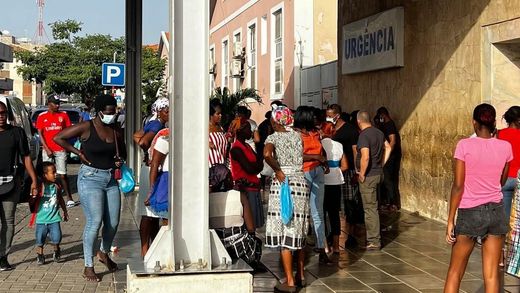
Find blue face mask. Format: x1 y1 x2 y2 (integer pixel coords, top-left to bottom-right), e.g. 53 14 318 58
100 113 116 124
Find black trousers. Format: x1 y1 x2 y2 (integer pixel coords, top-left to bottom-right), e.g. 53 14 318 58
382 152 401 207
324 185 341 236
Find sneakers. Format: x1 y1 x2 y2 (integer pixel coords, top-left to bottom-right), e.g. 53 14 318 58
53 250 61 263
0 256 13 271
36 254 45 265
66 200 78 208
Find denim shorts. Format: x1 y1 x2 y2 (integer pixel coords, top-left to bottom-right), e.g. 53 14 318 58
455 201 509 239
35 222 62 246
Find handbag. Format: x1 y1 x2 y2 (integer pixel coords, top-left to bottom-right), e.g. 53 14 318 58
70 140 82 160
114 129 135 194
260 160 274 177
280 178 293 225
149 171 169 213
209 163 233 192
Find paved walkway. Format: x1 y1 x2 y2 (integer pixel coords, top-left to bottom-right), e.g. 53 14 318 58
1 164 520 292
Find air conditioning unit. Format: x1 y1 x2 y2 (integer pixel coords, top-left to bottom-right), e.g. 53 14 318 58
230 59 243 77
233 41 243 58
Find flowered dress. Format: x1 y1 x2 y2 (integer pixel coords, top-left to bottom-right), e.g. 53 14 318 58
264 130 310 250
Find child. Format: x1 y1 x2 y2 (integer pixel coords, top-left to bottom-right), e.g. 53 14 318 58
32 162 68 265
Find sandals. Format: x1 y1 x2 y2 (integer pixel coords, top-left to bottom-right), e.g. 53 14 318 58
274 282 296 293
83 267 100 282
98 252 118 272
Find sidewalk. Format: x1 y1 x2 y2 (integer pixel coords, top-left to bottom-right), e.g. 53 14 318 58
2 166 520 292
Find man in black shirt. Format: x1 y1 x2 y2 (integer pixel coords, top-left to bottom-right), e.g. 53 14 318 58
326 104 360 247
376 107 402 210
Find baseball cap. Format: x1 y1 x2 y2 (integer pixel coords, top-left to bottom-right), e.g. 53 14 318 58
46 94 61 104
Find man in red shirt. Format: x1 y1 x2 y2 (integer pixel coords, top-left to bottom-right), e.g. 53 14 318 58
36 94 75 207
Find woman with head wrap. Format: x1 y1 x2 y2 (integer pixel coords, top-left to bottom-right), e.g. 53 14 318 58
55 94 126 282
263 106 310 292
131 97 170 257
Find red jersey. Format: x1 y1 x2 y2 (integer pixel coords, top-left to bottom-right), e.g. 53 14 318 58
35 111 71 152
498 127 520 178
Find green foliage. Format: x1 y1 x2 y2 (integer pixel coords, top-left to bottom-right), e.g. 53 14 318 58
210 87 262 129
141 47 167 115
15 20 166 106
49 19 82 42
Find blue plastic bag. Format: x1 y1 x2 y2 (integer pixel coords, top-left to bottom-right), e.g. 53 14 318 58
118 164 135 194
70 140 81 159
280 178 293 225
150 171 169 213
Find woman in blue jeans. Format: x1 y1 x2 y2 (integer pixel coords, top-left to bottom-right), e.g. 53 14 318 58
55 94 126 282
293 106 331 264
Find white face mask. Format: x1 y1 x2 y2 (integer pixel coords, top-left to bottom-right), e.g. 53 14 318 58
325 117 335 123
100 113 116 124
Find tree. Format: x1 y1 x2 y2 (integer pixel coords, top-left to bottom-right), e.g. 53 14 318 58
15 20 166 105
211 87 262 129
141 46 167 114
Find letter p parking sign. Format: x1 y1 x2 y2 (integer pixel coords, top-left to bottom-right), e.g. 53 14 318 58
102 63 125 87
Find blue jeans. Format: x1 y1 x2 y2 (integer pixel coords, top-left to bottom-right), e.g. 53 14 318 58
35 222 62 246
503 177 517 219
305 167 326 249
78 164 121 267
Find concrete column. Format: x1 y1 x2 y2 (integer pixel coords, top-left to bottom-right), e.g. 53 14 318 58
125 0 142 174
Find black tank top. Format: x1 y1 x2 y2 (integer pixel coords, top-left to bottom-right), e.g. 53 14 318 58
82 121 117 170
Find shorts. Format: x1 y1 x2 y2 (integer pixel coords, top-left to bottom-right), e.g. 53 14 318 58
35 222 62 246
43 151 67 175
455 201 509 239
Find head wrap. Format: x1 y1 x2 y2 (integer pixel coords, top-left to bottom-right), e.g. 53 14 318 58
272 106 294 127
150 97 169 120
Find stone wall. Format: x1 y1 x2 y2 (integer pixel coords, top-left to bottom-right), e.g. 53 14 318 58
337 0 520 221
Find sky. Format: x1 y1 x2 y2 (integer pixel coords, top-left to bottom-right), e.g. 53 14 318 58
1 0 169 45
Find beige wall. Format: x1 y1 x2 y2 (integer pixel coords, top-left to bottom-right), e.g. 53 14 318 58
313 0 337 64
338 0 520 221
210 0 296 123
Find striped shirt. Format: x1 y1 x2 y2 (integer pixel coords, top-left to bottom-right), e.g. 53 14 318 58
209 131 228 166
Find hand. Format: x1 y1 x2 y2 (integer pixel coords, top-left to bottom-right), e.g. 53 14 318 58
446 222 456 244
322 164 330 174
30 182 38 196
44 147 53 157
274 170 286 183
114 160 123 168
358 173 365 183
63 211 69 222
79 152 92 166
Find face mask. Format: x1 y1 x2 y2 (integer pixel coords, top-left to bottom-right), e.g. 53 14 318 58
325 117 335 123
100 113 116 124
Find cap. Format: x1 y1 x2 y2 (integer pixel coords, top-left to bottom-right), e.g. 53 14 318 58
46 94 61 104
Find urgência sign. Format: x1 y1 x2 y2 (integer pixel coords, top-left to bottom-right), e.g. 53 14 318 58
342 7 404 74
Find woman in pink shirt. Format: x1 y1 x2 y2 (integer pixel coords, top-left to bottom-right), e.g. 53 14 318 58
445 104 513 292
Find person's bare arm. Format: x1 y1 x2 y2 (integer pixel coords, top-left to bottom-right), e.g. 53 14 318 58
38 129 52 156
23 155 38 196
388 134 397 151
57 189 68 221
54 122 91 165
382 140 392 166
358 147 369 183
264 143 285 182
352 145 358 170
446 159 465 244
501 162 511 186
340 154 348 172
253 130 261 144
138 131 157 151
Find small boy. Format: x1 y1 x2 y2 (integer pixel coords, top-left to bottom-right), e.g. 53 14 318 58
32 162 68 265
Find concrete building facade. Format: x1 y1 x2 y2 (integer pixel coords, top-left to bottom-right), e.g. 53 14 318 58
209 0 337 122
337 0 520 221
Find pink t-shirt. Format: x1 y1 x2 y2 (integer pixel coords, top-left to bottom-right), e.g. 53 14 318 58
454 137 513 208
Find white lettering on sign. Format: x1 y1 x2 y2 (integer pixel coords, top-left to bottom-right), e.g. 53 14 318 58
107 66 122 83
342 7 404 75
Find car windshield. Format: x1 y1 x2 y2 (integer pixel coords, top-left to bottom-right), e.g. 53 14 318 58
31 109 81 125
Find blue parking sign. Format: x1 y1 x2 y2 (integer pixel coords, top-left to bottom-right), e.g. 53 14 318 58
102 63 125 86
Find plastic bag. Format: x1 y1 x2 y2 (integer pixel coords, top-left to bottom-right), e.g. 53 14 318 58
70 140 81 159
280 178 293 225
118 164 135 194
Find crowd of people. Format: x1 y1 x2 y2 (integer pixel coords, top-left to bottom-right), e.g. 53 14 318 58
1 91 520 292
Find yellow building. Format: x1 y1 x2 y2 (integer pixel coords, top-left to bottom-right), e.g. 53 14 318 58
337 0 520 220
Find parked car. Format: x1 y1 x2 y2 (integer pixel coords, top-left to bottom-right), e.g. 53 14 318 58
0 95 40 202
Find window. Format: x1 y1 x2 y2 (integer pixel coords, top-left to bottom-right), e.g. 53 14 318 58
221 39 229 89
247 23 257 89
209 46 215 95
261 15 267 55
233 32 241 92
272 9 283 96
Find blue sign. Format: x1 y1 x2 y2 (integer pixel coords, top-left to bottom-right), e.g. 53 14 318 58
102 63 125 86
